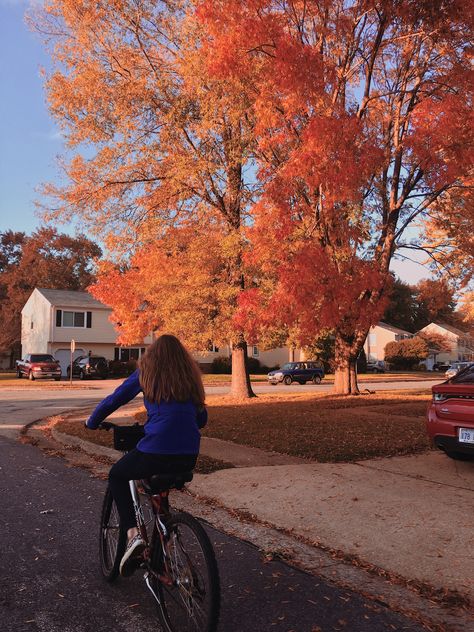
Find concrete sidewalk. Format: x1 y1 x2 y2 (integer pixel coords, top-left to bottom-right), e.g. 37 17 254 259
46 405 474 625
190 453 474 603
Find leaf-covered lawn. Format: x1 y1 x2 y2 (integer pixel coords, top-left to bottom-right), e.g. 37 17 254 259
133 390 433 463
54 417 233 474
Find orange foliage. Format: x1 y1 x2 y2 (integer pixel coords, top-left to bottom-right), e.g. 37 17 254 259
31 0 260 395
31 1 473 395
197 0 473 391
90 215 241 350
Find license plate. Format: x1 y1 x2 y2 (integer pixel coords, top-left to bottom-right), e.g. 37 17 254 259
458 428 474 444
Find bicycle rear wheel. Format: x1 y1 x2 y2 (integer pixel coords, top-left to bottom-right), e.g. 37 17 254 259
151 512 220 632
99 486 126 582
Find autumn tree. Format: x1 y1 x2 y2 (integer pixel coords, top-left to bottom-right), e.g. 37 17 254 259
416 330 452 354
421 177 474 287
0 228 101 365
458 292 474 327
32 0 260 397
382 277 417 332
412 278 456 331
89 214 243 356
199 0 473 393
384 337 429 370
383 276 457 332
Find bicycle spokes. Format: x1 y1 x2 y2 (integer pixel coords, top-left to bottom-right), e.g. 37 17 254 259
151 513 220 632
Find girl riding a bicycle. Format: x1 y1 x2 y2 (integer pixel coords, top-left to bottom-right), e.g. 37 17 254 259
86 334 207 576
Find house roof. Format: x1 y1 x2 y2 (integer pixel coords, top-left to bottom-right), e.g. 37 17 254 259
36 288 110 310
376 321 412 336
422 322 471 338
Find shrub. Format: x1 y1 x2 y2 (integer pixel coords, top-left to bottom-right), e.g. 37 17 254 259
384 337 428 370
211 356 232 374
247 356 271 374
212 355 272 374
108 359 137 377
412 362 427 371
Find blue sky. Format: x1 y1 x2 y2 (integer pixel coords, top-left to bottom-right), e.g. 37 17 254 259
0 0 65 234
0 0 432 284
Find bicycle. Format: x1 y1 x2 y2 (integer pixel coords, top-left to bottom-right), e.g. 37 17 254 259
98 421 221 632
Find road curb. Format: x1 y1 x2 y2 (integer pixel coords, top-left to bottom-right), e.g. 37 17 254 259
51 428 120 460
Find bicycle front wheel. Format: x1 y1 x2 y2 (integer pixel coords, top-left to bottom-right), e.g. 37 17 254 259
151 512 220 632
99 486 126 582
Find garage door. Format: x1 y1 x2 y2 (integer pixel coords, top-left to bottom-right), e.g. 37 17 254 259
55 348 85 376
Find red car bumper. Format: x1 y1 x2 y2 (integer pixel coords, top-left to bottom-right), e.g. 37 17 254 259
426 402 474 457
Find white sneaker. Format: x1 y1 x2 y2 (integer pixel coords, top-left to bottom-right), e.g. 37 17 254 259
119 534 146 577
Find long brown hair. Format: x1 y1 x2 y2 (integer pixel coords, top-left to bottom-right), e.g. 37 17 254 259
139 334 205 407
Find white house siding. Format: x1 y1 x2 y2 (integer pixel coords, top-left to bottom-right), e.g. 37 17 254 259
254 346 297 368
363 322 412 363
21 290 52 355
21 289 155 375
194 344 301 371
419 323 474 363
52 307 117 345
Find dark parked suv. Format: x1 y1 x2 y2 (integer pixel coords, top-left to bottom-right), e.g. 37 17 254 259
67 356 109 380
268 361 325 385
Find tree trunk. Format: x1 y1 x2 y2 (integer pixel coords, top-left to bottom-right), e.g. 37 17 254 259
230 336 256 398
333 333 360 395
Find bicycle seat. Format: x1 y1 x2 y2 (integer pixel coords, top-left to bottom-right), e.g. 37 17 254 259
142 471 194 494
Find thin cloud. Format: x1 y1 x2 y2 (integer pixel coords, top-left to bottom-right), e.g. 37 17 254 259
32 129 64 142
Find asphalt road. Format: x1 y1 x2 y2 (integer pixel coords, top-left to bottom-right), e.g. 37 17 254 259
0 376 440 437
1 434 428 632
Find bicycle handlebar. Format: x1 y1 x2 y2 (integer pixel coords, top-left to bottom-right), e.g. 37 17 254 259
98 421 116 431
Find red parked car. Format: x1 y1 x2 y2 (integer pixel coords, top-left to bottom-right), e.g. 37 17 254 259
427 363 474 461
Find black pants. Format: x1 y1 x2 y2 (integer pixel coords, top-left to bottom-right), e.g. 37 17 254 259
108 449 197 531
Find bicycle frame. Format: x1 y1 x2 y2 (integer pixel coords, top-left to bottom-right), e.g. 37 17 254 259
128 479 175 599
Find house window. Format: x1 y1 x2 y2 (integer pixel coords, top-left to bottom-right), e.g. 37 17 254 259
252 346 259 356
114 347 146 362
368 333 376 346
56 309 92 328
30 321 34 329
206 342 220 353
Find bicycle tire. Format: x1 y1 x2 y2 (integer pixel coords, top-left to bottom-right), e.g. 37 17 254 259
99 486 126 582
151 512 220 632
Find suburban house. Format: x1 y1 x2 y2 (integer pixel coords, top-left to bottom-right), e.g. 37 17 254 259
21 288 300 374
21 288 153 375
363 322 413 364
418 322 474 365
193 344 304 372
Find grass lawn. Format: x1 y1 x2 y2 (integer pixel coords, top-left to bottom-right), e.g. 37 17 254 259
202 390 432 462
55 389 432 464
203 371 439 384
131 389 431 463
0 372 16 380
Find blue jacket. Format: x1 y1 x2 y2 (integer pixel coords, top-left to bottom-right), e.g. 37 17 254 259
86 370 207 454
